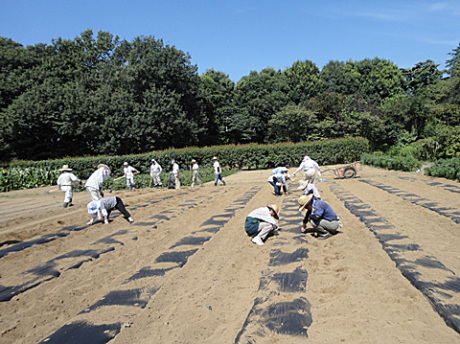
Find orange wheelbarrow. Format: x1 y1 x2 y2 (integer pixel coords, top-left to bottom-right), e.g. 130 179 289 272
323 161 361 179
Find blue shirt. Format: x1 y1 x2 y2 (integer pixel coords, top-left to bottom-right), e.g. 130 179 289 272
311 199 337 221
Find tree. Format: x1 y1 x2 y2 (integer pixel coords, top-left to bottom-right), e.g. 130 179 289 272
233 68 290 143
401 60 443 95
283 60 323 105
199 69 235 144
268 104 319 142
446 42 460 77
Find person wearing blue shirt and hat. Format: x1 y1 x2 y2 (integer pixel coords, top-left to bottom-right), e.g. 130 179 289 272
298 194 342 240
87 196 134 225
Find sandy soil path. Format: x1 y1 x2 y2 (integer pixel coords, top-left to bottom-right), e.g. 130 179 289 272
0 165 459 344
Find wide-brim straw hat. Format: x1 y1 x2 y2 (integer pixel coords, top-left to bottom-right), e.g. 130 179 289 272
267 204 280 219
212 156 218 160
298 194 314 211
59 165 72 172
97 164 111 174
191 159 196 163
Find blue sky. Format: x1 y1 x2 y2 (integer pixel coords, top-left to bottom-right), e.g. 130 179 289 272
1 0 459 82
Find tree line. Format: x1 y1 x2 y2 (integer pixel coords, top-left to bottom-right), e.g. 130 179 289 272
1 29 459 161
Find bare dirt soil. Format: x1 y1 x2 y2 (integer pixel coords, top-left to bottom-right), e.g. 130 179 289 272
1 165 460 344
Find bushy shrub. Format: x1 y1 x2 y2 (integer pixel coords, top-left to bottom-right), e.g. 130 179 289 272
361 153 422 171
1 137 369 192
425 158 460 181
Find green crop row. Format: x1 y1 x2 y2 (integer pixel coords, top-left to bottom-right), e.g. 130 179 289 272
0 166 60 192
425 158 460 181
361 153 423 172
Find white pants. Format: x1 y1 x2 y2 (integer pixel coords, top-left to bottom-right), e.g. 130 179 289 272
60 185 73 203
254 222 275 241
86 187 100 201
304 168 317 186
151 172 162 186
191 171 202 187
175 174 181 189
126 175 135 189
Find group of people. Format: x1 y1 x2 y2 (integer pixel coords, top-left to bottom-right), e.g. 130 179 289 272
246 154 342 246
56 156 228 225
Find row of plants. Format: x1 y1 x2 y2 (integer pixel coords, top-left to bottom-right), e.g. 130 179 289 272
360 153 423 172
1 137 369 192
425 158 460 181
0 166 60 192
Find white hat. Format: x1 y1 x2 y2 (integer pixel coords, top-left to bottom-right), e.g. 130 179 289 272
87 201 99 214
123 162 128 165
212 156 218 160
97 164 111 174
59 165 72 172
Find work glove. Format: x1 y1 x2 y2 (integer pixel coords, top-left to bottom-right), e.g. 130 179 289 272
87 218 94 226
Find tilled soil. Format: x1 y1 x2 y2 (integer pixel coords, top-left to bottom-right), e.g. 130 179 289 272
0 165 459 344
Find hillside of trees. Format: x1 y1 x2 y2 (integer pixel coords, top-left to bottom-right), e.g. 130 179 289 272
1 29 459 162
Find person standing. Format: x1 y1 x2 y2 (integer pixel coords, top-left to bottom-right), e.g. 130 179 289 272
292 155 321 186
212 157 226 186
85 164 111 201
57 165 80 208
298 194 342 240
149 159 163 188
87 196 134 225
171 159 180 189
191 159 203 187
244 204 280 246
123 162 140 191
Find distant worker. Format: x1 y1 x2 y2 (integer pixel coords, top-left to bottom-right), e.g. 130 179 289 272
87 196 134 225
57 165 80 208
123 162 140 191
149 159 163 188
191 159 203 187
244 204 280 246
292 155 321 186
271 165 290 175
171 159 180 189
212 157 226 186
268 168 290 196
85 164 111 201
297 180 321 199
298 194 342 240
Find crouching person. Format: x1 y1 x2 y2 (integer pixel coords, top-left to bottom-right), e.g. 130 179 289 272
87 196 134 225
298 194 342 240
244 204 280 246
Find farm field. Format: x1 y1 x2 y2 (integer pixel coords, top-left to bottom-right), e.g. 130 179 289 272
0 165 460 344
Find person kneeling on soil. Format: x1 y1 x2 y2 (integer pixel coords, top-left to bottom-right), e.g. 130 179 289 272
298 194 342 240
244 204 280 246
87 196 134 225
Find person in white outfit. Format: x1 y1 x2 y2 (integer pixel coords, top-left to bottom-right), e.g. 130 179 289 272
244 204 280 246
171 160 180 189
57 165 80 208
212 157 226 186
123 162 139 190
149 159 163 187
297 180 321 199
292 155 321 186
85 164 111 201
191 159 203 187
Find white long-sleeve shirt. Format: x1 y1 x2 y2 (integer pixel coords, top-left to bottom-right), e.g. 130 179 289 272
85 168 109 190
150 163 162 175
294 158 320 175
57 172 79 186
